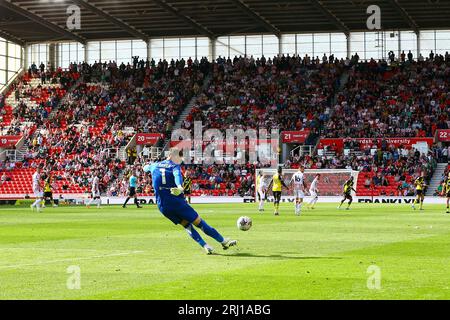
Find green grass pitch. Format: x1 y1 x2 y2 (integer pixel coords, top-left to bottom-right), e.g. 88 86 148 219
0 202 450 300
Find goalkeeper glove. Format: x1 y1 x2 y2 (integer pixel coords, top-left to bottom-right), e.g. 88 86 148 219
170 187 184 196
143 164 152 173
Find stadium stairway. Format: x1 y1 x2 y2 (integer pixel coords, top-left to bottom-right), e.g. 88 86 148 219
161 72 213 152
15 142 29 162
332 67 350 105
426 163 449 196
47 73 84 120
310 68 351 154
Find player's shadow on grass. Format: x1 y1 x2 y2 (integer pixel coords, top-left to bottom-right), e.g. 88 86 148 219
218 252 343 260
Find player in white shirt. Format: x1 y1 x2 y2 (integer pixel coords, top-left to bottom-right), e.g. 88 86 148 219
307 174 321 209
290 166 307 216
86 172 101 208
30 167 43 212
256 171 268 212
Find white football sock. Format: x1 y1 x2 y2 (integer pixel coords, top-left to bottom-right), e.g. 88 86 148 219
36 199 42 211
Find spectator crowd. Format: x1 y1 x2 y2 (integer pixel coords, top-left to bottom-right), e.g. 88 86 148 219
0 50 449 197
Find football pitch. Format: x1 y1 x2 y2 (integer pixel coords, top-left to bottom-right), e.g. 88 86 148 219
0 202 450 300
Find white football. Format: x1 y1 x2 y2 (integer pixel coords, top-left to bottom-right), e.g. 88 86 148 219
237 216 252 231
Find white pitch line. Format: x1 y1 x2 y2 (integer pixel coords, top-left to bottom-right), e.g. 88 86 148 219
1 247 119 252
0 250 145 270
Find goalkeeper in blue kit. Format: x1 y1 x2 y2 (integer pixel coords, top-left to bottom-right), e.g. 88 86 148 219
143 148 237 254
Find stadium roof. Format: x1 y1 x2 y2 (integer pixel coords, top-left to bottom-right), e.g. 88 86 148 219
0 0 449 45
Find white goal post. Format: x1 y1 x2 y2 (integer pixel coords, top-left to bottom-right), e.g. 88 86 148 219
254 168 360 198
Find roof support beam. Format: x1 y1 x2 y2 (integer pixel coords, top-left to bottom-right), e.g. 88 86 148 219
151 0 216 39
70 0 149 42
0 0 86 44
0 29 25 46
308 0 350 36
387 0 420 34
228 0 281 37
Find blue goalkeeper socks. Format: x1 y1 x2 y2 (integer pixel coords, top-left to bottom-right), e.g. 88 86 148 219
197 220 225 244
184 224 207 248
184 220 225 247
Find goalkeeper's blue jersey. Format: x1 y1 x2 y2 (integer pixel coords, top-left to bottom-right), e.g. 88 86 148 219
146 160 198 226
148 160 184 204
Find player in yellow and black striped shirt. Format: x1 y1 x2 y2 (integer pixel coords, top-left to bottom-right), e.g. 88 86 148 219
412 173 426 211
43 176 58 207
338 176 356 210
267 167 288 216
442 173 450 214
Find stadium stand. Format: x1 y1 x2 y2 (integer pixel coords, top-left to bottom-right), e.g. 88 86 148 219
182 54 344 135
1 58 211 197
0 52 449 198
0 68 83 196
282 52 449 196
323 56 450 138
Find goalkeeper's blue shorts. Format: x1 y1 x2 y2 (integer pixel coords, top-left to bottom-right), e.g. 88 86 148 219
157 197 199 225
